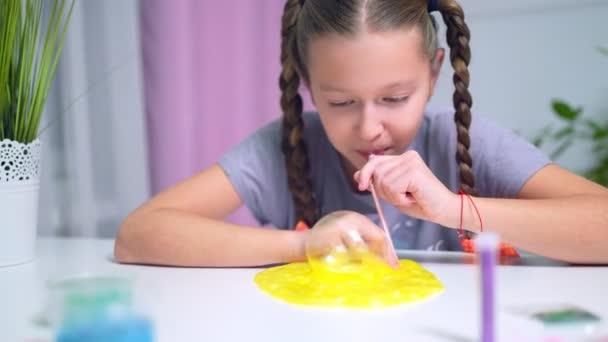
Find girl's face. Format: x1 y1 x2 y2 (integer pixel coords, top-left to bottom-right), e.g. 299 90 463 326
307 28 443 174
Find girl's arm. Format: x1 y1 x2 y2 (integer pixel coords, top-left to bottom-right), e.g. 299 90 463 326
356 153 608 264
447 164 608 264
114 164 308 267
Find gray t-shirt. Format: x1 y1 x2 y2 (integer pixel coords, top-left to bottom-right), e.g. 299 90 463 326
218 111 550 251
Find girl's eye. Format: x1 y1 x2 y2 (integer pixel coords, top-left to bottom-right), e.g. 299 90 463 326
329 100 355 107
383 96 408 104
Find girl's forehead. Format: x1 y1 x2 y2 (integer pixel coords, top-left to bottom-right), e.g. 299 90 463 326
307 29 430 87
309 29 426 66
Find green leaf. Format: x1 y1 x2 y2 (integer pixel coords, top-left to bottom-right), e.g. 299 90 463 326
593 141 608 153
0 0 75 143
0 0 21 139
28 0 75 141
552 100 582 121
593 131 608 141
599 47 608 57
586 120 603 132
532 125 552 147
552 126 574 140
584 161 608 187
586 120 608 141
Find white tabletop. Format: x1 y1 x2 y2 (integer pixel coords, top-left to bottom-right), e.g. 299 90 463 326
2 238 607 342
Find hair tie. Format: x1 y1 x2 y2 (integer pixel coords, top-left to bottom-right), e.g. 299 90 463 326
427 0 439 12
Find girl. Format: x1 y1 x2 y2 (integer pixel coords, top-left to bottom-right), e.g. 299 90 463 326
115 0 608 267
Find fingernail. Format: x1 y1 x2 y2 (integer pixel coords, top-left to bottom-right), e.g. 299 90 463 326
346 230 364 243
361 182 369 191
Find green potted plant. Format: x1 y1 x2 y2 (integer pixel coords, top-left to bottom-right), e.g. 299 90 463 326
533 48 608 188
0 0 74 266
533 99 608 187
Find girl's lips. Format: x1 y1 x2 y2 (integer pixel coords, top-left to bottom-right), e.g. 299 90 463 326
356 148 390 158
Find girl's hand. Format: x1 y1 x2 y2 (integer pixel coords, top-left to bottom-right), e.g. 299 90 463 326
303 210 396 268
354 151 458 227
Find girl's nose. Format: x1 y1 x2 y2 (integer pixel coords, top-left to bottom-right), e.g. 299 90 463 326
357 106 384 142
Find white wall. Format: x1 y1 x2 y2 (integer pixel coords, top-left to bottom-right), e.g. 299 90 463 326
429 0 608 173
38 0 149 237
37 0 607 236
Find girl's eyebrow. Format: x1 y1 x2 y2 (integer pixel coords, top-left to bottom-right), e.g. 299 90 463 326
319 83 350 92
381 80 416 90
319 80 416 93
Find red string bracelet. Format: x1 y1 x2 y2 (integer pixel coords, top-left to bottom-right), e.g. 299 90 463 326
457 189 520 257
458 189 483 238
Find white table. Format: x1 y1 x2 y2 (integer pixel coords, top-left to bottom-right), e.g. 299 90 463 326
2 238 607 342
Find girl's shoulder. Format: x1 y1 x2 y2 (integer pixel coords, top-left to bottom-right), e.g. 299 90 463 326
422 108 550 198
422 108 527 148
249 111 326 144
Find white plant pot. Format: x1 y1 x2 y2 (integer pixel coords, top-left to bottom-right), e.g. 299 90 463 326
0 139 41 267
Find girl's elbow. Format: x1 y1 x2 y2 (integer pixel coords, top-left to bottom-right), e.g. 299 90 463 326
114 214 140 264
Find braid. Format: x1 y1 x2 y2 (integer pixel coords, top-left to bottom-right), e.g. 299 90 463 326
439 0 475 237
279 0 318 227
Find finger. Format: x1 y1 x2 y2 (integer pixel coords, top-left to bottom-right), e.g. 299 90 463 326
371 156 402 181
401 149 422 162
357 155 394 191
356 154 385 191
377 178 406 206
374 162 410 203
381 163 416 204
371 153 416 199
356 223 391 261
341 229 369 260
305 229 345 259
385 158 424 200
356 221 385 243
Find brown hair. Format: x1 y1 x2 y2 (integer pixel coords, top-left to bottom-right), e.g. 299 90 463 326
279 0 475 234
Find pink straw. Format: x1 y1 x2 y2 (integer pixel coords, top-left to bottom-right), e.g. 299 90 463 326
369 180 400 269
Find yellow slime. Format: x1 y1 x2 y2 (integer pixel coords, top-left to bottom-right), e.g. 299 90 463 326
254 250 444 309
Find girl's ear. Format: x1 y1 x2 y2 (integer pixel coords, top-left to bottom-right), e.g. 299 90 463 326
430 48 445 94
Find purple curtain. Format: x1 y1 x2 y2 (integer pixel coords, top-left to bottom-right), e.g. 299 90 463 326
140 0 313 225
